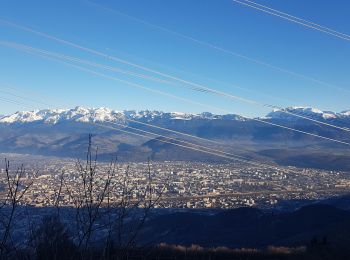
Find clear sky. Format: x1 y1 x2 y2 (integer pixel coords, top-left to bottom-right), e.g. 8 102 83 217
0 0 349 117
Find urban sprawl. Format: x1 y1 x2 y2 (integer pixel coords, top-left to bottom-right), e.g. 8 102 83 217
0 154 349 209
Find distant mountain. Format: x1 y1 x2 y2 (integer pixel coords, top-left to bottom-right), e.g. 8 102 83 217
0 106 246 125
267 106 350 122
1 106 350 125
0 107 126 124
0 106 350 169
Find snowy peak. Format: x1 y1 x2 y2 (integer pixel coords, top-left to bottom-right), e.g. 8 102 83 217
339 110 350 117
266 107 342 121
0 106 125 124
1 106 348 125
123 110 245 121
0 107 245 125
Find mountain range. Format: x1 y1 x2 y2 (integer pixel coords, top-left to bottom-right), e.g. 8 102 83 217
1 106 350 124
1 106 350 170
0 106 246 124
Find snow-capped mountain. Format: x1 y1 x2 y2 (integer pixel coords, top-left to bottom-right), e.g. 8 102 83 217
0 106 125 124
0 106 349 168
339 110 350 118
266 107 349 121
0 106 246 125
1 106 348 125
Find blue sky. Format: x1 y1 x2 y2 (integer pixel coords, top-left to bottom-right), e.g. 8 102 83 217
0 0 349 117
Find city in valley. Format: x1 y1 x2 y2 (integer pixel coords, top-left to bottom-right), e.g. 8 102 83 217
1 153 349 210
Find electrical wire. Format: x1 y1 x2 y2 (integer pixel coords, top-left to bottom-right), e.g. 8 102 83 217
4 43 349 147
232 0 350 42
1 40 349 133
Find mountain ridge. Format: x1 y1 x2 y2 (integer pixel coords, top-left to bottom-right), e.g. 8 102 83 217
266 106 350 121
0 106 246 124
1 106 350 169
1 106 350 125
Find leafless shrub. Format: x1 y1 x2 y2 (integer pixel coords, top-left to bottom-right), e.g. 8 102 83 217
0 159 35 258
32 214 78 260
0 135 166 259
62 134 112 257
60 134 165 258
112 159 164 251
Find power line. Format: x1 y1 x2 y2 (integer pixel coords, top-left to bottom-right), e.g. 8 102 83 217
6 43 350 147
0 92 287 171
96 121 350 176
3 93 343 199
83 1 350 94
0 66 344 174
241 0 350 39
0 11 344 189
232 0 350 42
0 87 342 180
0 40 339 171
1 24 348 133
0 85 51 108
0 42 173 85
0 82 71 110
0 74 338 175
1 17 349 97
103 120 272 167
0 88 280 170
95 121 281 169
0 89 294 174
124 117 222 146
3 43 230 114
0 96 35 109
2 40 349 134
